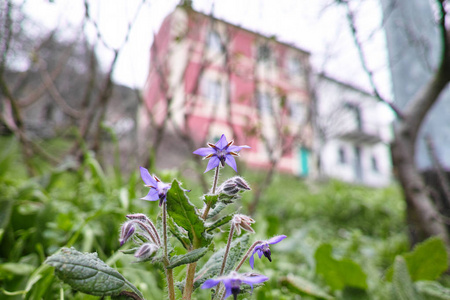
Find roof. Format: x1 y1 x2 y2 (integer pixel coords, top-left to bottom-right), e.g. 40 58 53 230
178 5 311 56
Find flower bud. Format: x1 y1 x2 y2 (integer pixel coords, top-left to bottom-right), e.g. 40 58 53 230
217 176 251 196
232 214 255 235
119 221 135 246
126 213 150 221
134 243 159 259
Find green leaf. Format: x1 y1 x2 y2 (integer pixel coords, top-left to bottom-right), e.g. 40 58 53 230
416 281 450 300
167 216 190 249
0 263 35 278
203 194 219 207
45 247 143 298
192 234 250 290
166 180 212 248
206 214 232 232
386 237 448 282
279 275 334 299
315 243 367 291
167 247 208 269
207 202 228 219
0 199 12 243
392 256 422 300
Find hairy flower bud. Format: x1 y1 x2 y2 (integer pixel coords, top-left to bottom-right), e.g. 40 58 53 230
134 243 159 260
217 176 251 196
126 213 150 221
119 221 135 246
232 214 255 235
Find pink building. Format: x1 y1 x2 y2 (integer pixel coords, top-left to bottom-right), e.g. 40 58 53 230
143 6 313 176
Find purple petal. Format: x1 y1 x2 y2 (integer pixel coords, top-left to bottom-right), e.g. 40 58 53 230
267 235 287 245
141 189 159 201
140 167 157 186
225 155 238 172
228 145 251 152
201 278 221 289
257 249 264 259
222 279 233 298
215 134 228 149
204 156 220 173
193 147 216 156
242 274 269 285
249 252 255 269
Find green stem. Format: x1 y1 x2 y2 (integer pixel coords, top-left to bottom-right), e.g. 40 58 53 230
182 262 198 300
163 202 176 300
214 225 235 300
202 166 220 219
234 240 263 271
185 167 221 299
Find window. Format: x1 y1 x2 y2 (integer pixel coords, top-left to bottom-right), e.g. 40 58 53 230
288 100 306 124
203 79 222 103
338 147 347 164
371 156 379 173
257 92 272 114
287 57 303 76
207 30 222 52
257 44 272 63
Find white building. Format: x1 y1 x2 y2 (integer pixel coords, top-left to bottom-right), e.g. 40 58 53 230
314 75 393 187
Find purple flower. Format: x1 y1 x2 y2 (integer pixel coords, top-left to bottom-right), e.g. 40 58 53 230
139 167 171 206
249 235 287 269
201 271 268 299
193 134 250 173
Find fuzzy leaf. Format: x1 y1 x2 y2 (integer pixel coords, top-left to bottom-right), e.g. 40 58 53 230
416 280 450 299
206 214 232 232
45 247 143 298
315 243 367 291
166 180 212 248
192 234 250 290
392 256 422 300
207 202 227 219
167 247 208 269
386 237 448 282
167 216 190 249
280 275 334 299
203 194 219 207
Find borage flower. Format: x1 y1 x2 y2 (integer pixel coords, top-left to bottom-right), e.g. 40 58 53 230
193 134 250 173
201 271 268 300
139 167 171 207
249 235 287 269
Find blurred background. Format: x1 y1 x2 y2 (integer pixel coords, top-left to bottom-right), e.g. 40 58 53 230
1 0 450 299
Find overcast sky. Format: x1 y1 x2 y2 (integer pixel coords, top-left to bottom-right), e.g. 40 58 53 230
21 0 390 99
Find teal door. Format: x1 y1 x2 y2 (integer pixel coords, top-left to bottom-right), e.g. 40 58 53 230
300 147 310 177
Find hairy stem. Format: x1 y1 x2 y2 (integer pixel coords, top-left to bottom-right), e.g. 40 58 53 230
202 166 220 219
185 167 221 299
234 240 263 272
163 202 176 300
182 262 197 300
213 226 235 300
134 220 160 246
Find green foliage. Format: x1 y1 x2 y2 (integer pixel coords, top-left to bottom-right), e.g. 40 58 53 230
314 243 367 291
279 275 334 299
192 234 250 290
46 247 143 298
416 281 450 300
167 247 208 269
166 180 212 248
386 237 448 282
392 256 422 300
2 136 450 300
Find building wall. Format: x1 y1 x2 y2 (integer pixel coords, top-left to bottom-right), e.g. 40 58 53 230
315 75 392 187
143 6 313 176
